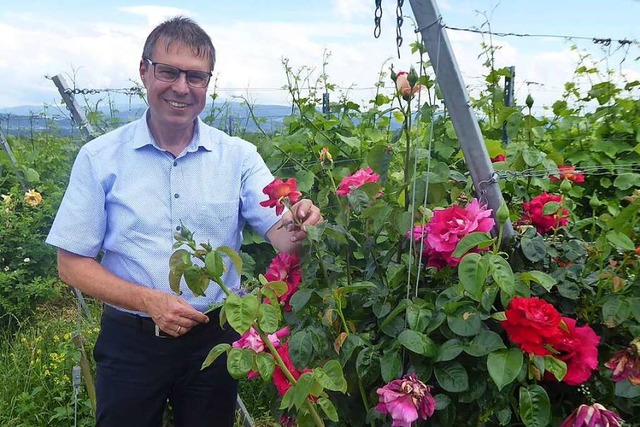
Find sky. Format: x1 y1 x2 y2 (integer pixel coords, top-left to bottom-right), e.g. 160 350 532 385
1 0 639 113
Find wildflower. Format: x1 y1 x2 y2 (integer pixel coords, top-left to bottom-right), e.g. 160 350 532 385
522 192 570 234
1 194 12 205
375 373 436 427
395 71 421 101
550 165 585 183
259 178 302 216
605 337 640 385
232 326 290 353
23 189 43 207
263 252 302 312
423 199 494 268
550 317 600 385
23 258 30 263
501 296 563 356
319 147 333 165
491 154 506 163
559 403 623 427
336 167 381 197
272 342 311 396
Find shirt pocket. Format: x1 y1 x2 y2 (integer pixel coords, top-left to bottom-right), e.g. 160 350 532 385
197 200 240 246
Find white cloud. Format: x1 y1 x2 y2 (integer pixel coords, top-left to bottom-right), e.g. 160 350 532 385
119 6 193 27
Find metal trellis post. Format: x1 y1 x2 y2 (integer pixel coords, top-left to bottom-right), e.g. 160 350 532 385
502 66 515 144
408 0 514 241
0 129 29 191
51 74 99 141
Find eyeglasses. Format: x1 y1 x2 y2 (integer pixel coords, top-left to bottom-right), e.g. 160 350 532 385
144 58 212 88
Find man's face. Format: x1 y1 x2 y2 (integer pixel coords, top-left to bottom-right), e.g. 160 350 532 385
140 40 211 132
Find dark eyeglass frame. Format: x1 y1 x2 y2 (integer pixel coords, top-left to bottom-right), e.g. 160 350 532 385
144 58 212 88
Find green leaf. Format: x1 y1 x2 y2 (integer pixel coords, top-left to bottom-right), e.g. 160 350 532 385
518 271 557 292
289 288 314 312
380 351 403 382
434 362 469 392
602 297 630 327
224 293 259 334
204 251 224 279
226 348 254 379
314 360 347 393
397 329 437 356
264 280 288 298
317 397 339 422
201 343 231 369
464 331 506 356
289 330 314 368
168 249 191 295
435 339 464 362
452 232 494 258
256 352 275 381
543 355 567 381
447 309 481 337
605 230 636 251
613 173 640 191
487 348 523 391
184 266 209 297
520 236 547 262
489 254 515 297
336 133 361 149
258 303 280 334
542 201 561 216
518 385 551 427
217 246 243 275
458 253 487 301
615 379 640 398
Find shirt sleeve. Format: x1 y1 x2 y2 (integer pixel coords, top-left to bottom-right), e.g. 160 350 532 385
45 148 107 257
239 144 281 238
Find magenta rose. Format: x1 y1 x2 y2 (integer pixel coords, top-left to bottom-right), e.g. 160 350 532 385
376 373 436 427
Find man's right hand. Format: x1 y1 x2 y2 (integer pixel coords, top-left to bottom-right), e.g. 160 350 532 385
143 291 210 337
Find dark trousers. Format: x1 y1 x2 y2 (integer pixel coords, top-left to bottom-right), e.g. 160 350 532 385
93 310 240 427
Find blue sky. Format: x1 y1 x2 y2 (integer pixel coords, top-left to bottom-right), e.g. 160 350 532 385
1 1 639 111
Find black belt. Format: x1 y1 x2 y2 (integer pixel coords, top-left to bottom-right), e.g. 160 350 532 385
102 304 217 338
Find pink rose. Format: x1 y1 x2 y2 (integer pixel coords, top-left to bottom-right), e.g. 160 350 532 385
263 252 302 312
260 178 302 216
336 167 381 197
395 71 421 100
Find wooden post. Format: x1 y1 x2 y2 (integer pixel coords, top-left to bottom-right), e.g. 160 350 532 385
51 74 98 141
408 0 514 241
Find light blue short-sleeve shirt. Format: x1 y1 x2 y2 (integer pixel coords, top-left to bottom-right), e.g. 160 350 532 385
46 112 281 312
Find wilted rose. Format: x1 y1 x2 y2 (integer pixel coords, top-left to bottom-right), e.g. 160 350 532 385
559 403 623 427
375 373 436 427
24 189 43 207
605 337 640 385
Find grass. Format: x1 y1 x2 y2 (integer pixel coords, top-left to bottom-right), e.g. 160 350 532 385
0 291 277 426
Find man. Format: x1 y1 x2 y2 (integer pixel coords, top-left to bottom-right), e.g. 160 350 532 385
46 16 322 427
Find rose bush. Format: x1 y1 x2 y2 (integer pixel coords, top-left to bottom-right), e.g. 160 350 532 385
169 52 640 426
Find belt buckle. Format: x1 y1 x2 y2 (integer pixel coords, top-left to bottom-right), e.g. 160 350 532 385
154 324 169 338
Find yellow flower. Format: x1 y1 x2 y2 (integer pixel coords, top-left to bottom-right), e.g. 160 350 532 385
24 189 43 207
1 194 11 205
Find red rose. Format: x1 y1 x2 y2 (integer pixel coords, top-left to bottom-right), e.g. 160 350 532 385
522 192 570 234
263 252 301 312
260 178 302 216
272 342 311 396
548 317 600 385
491 154 506 163
502 296 563 356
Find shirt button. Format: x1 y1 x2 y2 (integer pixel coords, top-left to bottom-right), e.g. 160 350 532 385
176 225 181 231
174 193 180 199
173 161 178 167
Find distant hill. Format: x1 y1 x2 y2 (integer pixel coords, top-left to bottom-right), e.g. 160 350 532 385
0 101 294 137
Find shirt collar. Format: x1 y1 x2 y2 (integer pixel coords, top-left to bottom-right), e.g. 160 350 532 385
132 109 213 153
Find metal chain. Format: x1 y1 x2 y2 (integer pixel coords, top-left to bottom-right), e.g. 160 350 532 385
396 0 404 58
374 0 383 38
68 87 143 97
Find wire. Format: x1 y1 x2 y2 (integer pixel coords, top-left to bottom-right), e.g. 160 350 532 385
442 25 639 47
